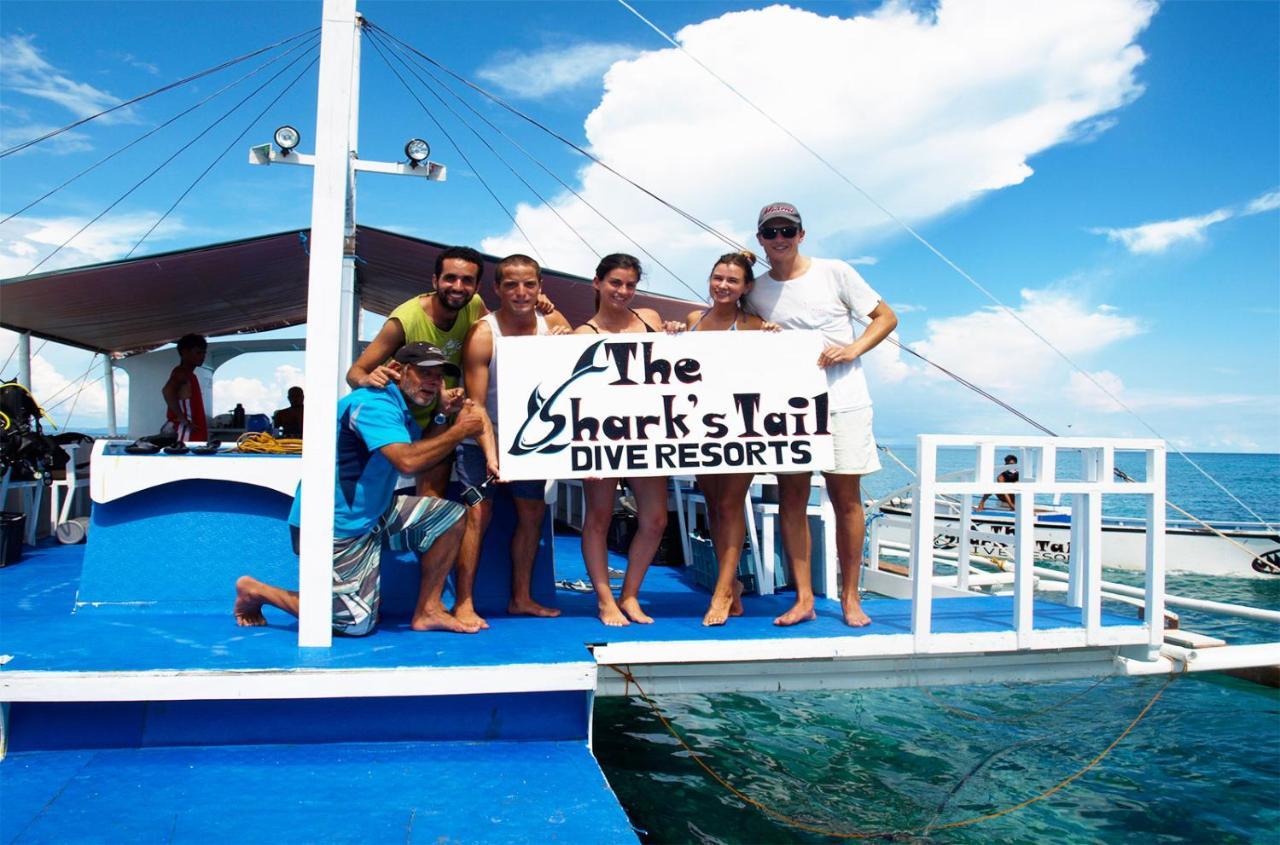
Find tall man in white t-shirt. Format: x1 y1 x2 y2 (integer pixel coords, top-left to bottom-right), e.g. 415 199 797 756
751 202 899 627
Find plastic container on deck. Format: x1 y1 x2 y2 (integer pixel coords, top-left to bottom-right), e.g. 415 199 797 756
56 516 89 545
1 511 26 566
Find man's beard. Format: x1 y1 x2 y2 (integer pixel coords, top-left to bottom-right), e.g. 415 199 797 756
439 290 470 312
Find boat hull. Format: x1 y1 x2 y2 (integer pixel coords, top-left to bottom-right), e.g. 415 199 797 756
874 505 1280 579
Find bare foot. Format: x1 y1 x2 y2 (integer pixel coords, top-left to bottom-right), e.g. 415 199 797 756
411 608 482 633
233 575 267 627
508 598 561 618
842 594 872 627
730 580 744 617
702 590 734 627
599 601 631 627
773 597 817 626
452 602 490 630
619 596 653 624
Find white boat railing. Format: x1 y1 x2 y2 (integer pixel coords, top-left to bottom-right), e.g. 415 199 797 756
906 435 1167 657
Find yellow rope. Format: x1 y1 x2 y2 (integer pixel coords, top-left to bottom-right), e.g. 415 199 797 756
609 665 1174 839
233 431 302 454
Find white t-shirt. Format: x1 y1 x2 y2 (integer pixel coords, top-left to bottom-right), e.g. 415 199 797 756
749 257 882 412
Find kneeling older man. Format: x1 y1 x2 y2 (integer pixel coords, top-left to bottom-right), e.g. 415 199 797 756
234 342 497 636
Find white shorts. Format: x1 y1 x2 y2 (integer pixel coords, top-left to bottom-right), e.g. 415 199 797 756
828 406 881 476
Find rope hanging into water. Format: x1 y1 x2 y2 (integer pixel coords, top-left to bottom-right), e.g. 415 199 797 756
0 27 319 159
610 1 1274 533
608 664 1175 838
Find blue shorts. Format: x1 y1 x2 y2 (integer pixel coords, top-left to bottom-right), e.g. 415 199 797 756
455 442 545 501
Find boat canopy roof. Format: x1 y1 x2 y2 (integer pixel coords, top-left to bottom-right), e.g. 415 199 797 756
0 225 697 355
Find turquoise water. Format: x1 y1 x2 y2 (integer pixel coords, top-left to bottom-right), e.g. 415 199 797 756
594 451 1280 843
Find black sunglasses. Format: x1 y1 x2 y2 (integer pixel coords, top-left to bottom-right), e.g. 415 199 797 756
759 225 799 240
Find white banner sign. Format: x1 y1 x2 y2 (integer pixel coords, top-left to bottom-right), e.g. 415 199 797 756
494 331 833 480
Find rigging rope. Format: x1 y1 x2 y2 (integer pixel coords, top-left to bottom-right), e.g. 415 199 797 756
124 54 320 258
363 31 545 264
0 27 319 159
365 23 747 258
367 31 591 258
608 664 1174 839
2 33 319 227
368 27 704 301
613 0 1274 533
23 42 320 276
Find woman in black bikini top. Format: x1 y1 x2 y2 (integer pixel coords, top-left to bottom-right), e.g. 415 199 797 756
683 250 779 626
572 254 674 627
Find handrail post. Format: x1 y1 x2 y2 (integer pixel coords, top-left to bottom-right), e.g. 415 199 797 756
910 435 937 650
1013 488 1034 647
1146 445 1167 654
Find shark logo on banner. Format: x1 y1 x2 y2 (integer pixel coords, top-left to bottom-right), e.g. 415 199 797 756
496 332 835 481
510 340 609 456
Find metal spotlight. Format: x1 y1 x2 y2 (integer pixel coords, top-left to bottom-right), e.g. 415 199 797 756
404 138 430 167
274 125 301 155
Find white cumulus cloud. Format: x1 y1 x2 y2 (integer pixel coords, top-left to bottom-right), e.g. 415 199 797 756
1091 187 1280 254
477 42 641 99
212 364 305 418
1 34 134 125
480 0 1156 294
908 289 1144 392
0 212 187 277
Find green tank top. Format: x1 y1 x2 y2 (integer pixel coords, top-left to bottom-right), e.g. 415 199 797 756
388 293 484 426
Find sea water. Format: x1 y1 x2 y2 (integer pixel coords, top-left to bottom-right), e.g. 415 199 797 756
594 451 1280 843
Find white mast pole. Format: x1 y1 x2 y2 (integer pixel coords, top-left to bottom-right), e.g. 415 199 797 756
16 333 31 389
102 357 118 436
297 0 360 647
337 14 362 384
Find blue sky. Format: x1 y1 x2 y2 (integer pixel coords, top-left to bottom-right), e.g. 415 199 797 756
1 0 1276 452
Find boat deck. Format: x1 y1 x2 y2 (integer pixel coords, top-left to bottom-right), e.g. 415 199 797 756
1 739 634 844
2 534 1139 700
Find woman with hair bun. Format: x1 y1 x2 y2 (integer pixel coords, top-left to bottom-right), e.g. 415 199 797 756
685 251 779 625
575 254 684 626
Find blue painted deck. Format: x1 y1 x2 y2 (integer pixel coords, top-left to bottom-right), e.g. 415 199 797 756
0 537 1137 675
1 739 635 844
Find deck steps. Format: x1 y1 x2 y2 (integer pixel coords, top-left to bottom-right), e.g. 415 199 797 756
1 739 636 843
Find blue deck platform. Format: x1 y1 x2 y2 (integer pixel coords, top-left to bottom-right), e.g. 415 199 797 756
2 534 1139 843
1 537 1135 676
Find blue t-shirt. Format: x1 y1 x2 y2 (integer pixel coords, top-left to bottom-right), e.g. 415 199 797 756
288 385 421 537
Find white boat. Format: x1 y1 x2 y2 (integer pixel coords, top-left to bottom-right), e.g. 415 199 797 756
870 493 1280 579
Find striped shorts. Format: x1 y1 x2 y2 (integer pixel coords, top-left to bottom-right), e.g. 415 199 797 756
316 495 464 637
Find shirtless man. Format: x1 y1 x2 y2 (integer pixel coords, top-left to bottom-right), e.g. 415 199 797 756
452 255 573 629
161 333 208 443
234 343 490 636
750 202 898 628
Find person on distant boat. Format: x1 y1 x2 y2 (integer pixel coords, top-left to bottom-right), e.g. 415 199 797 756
977 454 1019 511
575 254 685 626
346 246 556 497
685 250 780 626
233 342 493 636
453 254 573 629
272 386 304 439
160 333 208 443
749 202 898 628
